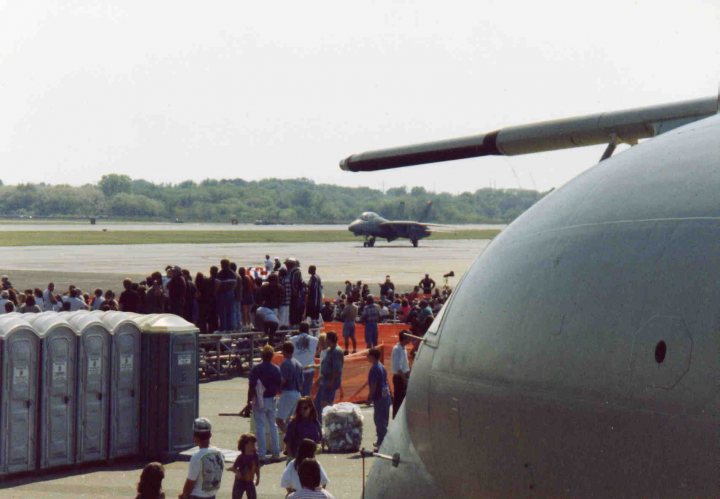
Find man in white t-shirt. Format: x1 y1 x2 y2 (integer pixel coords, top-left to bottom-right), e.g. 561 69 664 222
63 290 88 311
289 322 319 397
180 417 224 499
391 330 411 418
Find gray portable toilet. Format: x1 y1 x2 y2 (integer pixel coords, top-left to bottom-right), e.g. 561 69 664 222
66 312 111 463
97 311 141 459
0 315 40 475
24 313 78 469
134 314 199 460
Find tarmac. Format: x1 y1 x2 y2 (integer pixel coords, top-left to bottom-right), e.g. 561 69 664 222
1 376 380 498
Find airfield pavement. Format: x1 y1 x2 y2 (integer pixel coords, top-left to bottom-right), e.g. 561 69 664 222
0 239 491 296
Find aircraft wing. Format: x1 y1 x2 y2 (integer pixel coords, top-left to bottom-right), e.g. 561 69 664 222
379 221 431 231
340 96 718 172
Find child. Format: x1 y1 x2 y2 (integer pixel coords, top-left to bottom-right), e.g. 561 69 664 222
281 439 330 495
228 433 260 499
284 397 322 459
135 461 165 499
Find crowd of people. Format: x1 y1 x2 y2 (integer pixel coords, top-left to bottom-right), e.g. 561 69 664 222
0 258 452 347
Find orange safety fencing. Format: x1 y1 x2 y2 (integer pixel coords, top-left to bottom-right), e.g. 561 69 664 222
272 322 411 404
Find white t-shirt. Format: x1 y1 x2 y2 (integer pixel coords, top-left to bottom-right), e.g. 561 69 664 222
281 459 330 492
391 343 410 375
63 296 88 311
43 289 55 311
187 447 224 497
290 334 319 372
92 296 105 310
288 488 335 499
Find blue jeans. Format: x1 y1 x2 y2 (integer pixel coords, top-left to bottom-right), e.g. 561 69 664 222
254 397 280 457
232 479 256 499
364 322 379 348
301 370 314 397
373 393 392 447
314 381 338 422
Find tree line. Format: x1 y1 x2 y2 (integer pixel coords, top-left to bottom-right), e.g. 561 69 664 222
0 175 548 224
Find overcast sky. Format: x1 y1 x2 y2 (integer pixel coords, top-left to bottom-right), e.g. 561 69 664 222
1 0 718 193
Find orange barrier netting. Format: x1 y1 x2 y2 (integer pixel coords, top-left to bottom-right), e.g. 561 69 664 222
272 322 411 404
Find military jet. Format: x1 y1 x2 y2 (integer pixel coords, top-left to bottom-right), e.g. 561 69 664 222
347 210 433 247
341 95 720 497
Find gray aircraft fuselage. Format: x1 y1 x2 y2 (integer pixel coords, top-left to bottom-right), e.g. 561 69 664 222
349 105 720 496
348 211 431 247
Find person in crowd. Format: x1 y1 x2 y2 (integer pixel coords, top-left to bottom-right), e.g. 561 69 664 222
180 418 224 499
258 273 282 314
136 461 165 499
289 322 319 397
367 347 392 451
216 259 237 331
145 278 167 314
1 275 12 290
133 283 146 312
319 302 334 323
248 345 282 463
340 298 357 355
344 280 352 298
239 267 255 328
278 267 291 328
281 439 329 495
230 262 242 331
407 285 421 303
91 288 105 310
42 282 56 311
119 278 140 312
360 284 370 300
103 289 119 311
419 273 436 294
360 295 380 349
202 267 219 333
286 258 305 328
227 433 260 499
276 341 304 433
415 300 434 335
167 266 186 317
0 291 11 314
305 265 323 326
379 302 390 322
379 275 394 304
19 295 41 313
287 459 335 499
314 332 343 420
182 269 197 323
64 288 89 311
273 257 282 272
33 288 44 311
4 301 14 313
264 254 273 274
283 398 321 459
392 330 411 417
254 305 280 343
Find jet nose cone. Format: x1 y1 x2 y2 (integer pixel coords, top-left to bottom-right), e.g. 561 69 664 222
348 220 361 233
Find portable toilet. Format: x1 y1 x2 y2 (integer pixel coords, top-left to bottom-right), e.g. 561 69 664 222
65 312 111 463
24 313 78 469
134 314 199 460
97 311 141 459
0 315 40 475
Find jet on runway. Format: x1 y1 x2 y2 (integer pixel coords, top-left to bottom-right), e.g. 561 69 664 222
348 211 432 247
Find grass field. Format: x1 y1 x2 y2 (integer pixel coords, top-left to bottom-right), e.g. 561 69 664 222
0 229 500 246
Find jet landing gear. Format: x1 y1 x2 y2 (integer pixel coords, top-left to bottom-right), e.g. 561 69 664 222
363 236 376 248
411 238 419 247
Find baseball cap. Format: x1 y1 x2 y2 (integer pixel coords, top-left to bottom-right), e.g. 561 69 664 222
193 417 212 434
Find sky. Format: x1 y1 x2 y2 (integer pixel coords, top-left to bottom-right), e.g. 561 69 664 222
0 0 718 193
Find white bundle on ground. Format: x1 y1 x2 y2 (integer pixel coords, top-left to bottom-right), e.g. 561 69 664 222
322 402 364 452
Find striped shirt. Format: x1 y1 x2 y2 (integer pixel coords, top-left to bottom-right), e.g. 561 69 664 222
361 303 380 324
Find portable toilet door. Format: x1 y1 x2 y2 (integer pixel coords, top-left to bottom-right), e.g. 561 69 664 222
67 314 111 463
0 315 40 475
25 313 78 469
101 312 141 458
135 314 198 457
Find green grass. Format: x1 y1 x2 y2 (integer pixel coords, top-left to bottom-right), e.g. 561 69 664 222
0 229 501 246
